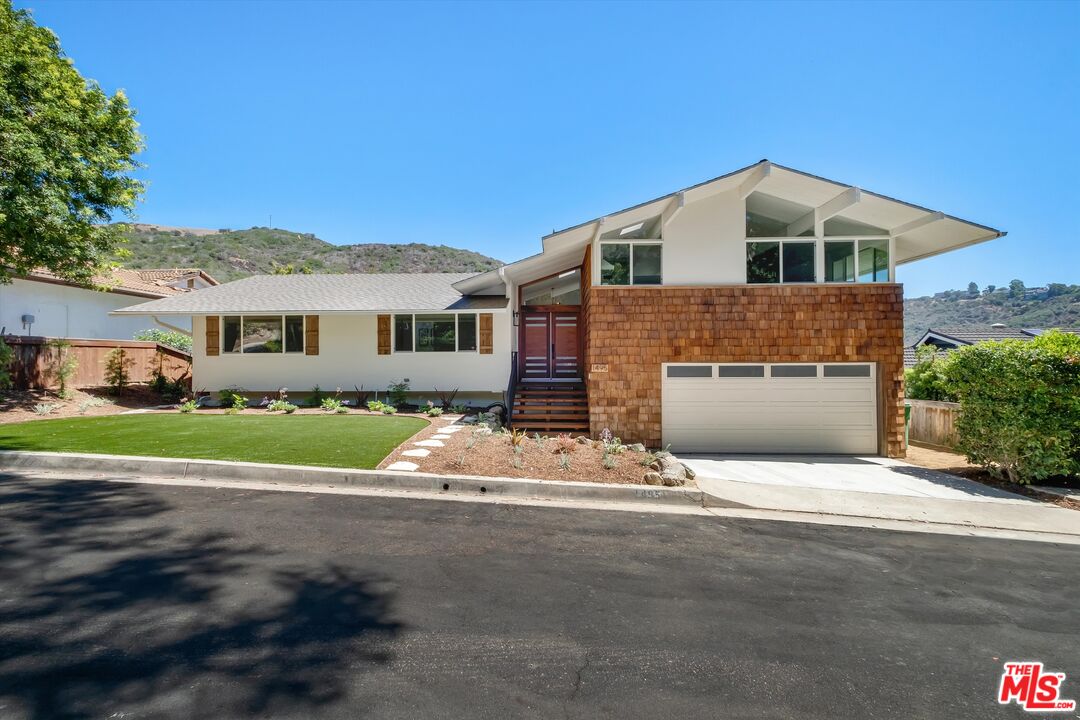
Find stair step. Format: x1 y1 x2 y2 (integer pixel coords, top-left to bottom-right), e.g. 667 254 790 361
513 412 589 421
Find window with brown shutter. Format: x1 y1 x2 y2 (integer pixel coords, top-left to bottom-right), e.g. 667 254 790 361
478 313 493 354
304 315 319 355
205 316 220 356
377 315 391 355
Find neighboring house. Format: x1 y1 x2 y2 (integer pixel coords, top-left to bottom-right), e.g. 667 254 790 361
115 160 1004 458
904 325 1080 367
0 268 217 340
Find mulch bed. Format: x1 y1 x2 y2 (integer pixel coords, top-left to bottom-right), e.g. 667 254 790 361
379 419 678 485
0 385 165 424
906 443 1080 512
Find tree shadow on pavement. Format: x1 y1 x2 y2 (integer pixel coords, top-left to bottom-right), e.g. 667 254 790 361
0 474 402 719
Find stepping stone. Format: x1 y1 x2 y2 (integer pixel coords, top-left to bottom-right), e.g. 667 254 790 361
386 461 418 472
431 434 452 440
440 426 462 433
414 439 444 447
402 449 430 458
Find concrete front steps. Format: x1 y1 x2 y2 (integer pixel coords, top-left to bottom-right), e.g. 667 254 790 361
510 382 589 435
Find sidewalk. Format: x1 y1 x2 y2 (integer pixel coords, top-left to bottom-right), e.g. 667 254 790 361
682 455 1080 537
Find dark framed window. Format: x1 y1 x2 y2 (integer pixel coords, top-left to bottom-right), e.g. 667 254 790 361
393 313 478 353
747 240 816 283
457 314 477 352
285 316 305 353
394 315 413 352
600 242 662 286
221 315 303 354
222 316 241 354
746 241 780 283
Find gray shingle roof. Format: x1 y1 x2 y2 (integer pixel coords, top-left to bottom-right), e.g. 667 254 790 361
112 273 506 315
926 326 1036 344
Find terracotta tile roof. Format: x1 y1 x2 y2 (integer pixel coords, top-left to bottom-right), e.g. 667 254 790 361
24 267 216 298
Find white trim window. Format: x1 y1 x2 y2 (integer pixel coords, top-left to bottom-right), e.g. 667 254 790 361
393 313 477 353
222 315 305 354
745 239 815 284
823 238 890 283
599 242 663 286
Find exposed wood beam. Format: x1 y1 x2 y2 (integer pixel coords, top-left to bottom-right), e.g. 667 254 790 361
890 211 944 237
786 187 861 237
663 192 685 227
737 162 771 199
590 217 606 243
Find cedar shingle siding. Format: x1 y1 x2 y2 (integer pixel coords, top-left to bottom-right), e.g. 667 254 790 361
584 284 906 458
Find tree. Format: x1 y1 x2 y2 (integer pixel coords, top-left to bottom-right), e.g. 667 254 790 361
46 338 78 399
967 282 979 295
0 1 144 285
984 284 997 295
1009 279 1026 299
103 347 131 396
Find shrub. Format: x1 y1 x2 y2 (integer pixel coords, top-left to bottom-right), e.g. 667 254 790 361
225 393 247 414
34 402 56 415
282 403 298 414
553 433 577 454
381 405 397 415
320 397 344 412
509 428 527 448
46 339 78 399
599 427 625 454
219 387 246 407
435 386 459 409
179 399 197 413
78 397 108 413
387 379 409 407
354 384 371 407
134 328 192 353
426 404 443 417
0 337 13 392
602 452 617 470
557 452 571 471
366 400 385 412
449 404 470 415
335 406 349 414
905 346 957 402
103 347 131 396
944 331 1080 484
266 399 292 412
308 385 325 407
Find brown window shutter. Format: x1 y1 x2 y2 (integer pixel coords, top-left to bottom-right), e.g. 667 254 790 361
479 313 493 354
305 315 320 355
205 316 220 356
377 315 391 355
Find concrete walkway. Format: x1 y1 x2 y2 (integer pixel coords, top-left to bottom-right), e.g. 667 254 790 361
682 454 1080 535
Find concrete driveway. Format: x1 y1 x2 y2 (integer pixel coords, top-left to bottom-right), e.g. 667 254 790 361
681 454 1080 536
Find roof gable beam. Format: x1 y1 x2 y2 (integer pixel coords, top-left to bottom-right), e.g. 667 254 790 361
786 187 861 237
890 211 945 237
737 162 771 199
662 192 685 227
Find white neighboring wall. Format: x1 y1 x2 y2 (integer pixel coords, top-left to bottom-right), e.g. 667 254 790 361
0 278 187 339
190 313 511 398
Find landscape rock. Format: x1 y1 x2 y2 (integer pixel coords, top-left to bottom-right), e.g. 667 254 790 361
649 461 662 472
628 443 646 452
643 472 663 486
682 463 696 480
661 473 684 487
576 435 591 444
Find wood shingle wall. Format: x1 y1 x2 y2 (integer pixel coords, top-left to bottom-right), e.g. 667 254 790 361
584 284 906 457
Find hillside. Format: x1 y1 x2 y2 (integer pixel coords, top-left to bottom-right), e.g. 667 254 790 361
116 224 503 282
904 283 1080 344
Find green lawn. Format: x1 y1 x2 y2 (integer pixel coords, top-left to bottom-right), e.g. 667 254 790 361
0 413 429 469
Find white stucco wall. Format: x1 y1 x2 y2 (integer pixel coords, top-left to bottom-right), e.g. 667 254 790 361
191 312 512 400
0 278 189 340
660 189 748 285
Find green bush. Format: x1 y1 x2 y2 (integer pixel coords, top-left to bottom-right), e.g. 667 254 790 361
219 387 247 407
321 397 344 413
945 331 1080 484
134 329 193 353
179 399 197 413
0 337 12 392
904 346 957 402
387 379 409 407
366 400 385 413
104 347 131 396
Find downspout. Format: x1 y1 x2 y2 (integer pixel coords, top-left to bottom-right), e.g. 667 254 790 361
154 315 192 337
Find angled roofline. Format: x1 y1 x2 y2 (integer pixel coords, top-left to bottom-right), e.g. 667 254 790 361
540 159 1006 242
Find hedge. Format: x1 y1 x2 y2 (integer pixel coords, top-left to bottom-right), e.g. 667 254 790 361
944 331 1080 484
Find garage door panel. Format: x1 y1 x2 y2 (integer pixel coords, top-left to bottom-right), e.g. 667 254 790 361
662 363 877 454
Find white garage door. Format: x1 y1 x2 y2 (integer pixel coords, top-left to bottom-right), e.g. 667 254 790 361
662 363 878 454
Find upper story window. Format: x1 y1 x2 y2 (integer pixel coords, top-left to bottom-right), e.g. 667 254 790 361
744 191 891 284
222 315 305 354
393 313 477 352
522 268 582 305
599 216 663 286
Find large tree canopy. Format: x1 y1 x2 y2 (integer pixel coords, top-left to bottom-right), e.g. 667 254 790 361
0 0 144 284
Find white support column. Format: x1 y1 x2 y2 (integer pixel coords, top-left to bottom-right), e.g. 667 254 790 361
888 235 897 283
590 218 605 286
814 215 825 283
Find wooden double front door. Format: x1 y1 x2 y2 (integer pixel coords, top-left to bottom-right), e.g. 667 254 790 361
521 308 581 379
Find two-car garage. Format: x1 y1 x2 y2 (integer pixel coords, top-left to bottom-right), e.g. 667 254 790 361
661 362 878 454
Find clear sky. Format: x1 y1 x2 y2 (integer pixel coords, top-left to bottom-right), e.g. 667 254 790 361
16 0 1079 297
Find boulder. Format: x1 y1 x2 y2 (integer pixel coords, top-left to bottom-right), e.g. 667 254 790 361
682 463 696 480
628 443 646 452
643 472 663 486
661 473 684 487
576 435 591 444
649 461 662 472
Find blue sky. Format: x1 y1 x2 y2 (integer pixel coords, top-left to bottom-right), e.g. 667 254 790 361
17 0 1079 297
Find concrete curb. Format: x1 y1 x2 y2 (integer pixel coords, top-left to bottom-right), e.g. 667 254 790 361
0 451 705 507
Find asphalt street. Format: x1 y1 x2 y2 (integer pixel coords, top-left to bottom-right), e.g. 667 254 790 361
0 472 1076 719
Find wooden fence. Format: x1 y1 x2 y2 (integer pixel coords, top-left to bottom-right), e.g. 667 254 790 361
907 398 960 449
3 335 191 391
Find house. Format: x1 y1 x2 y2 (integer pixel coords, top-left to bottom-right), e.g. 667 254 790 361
114 160 1004 457
0 268 217 340
904 325 1080 367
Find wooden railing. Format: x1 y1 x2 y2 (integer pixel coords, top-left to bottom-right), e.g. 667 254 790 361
2 335 191 391
504 350 519 424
